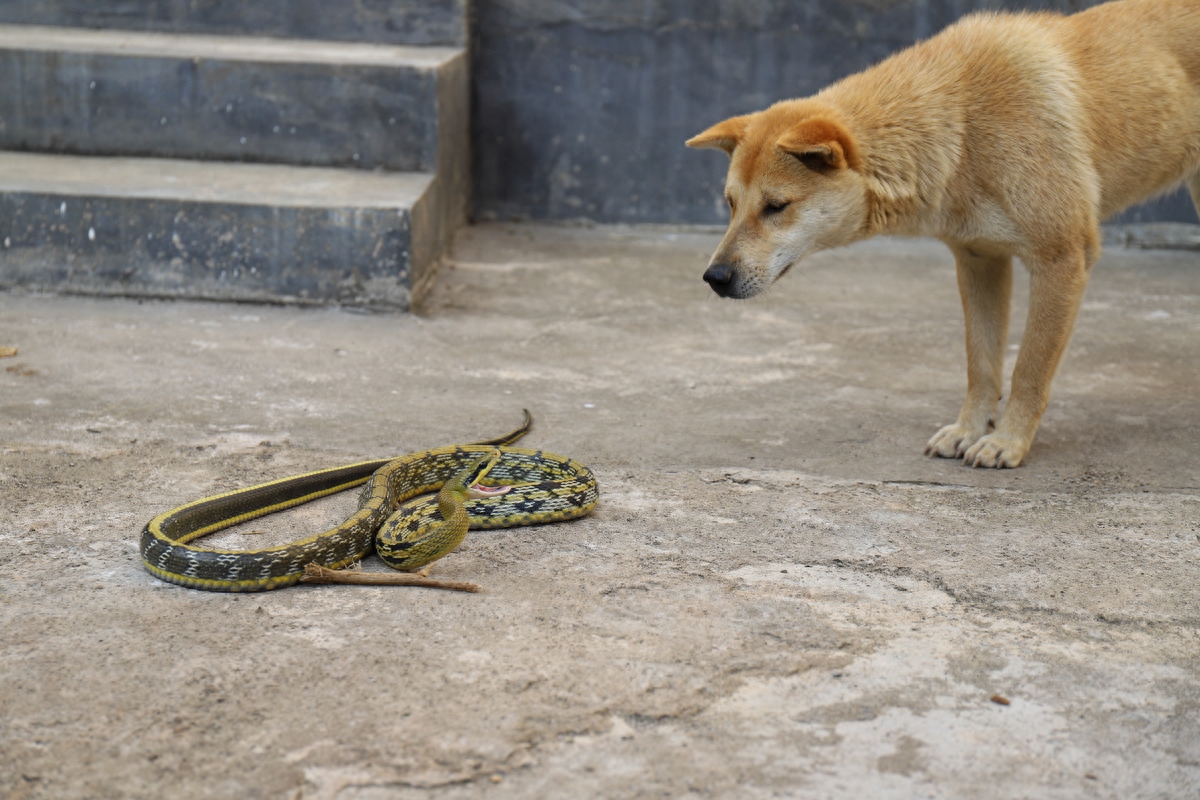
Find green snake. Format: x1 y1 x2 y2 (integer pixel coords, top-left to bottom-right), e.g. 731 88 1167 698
139 412 598 592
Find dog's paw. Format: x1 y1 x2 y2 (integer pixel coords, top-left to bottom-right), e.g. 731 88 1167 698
961 432 1029 469
924 423 986 459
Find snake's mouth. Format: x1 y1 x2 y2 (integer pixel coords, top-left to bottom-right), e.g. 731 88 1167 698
469 484 512 497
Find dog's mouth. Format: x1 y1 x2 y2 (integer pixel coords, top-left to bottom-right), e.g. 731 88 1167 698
774 262 797 282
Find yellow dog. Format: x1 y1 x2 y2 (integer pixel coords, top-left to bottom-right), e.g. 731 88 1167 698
689 0 1200 467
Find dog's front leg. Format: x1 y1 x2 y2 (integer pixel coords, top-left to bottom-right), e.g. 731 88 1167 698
962 244 1092 468
926 246 1012 460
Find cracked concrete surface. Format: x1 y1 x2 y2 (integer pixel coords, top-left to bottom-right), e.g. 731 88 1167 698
1 224 1198 799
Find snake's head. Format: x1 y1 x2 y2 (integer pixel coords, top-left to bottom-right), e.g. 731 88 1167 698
460 448 512 499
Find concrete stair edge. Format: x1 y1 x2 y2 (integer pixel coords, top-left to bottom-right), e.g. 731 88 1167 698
0 24 467 173
0 151 451 309
0 3 472 310
0 0 469 47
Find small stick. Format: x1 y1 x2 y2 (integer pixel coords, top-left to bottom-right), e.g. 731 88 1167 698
301 563 481 593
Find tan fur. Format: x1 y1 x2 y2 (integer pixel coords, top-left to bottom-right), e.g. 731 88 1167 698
688 0 1200 468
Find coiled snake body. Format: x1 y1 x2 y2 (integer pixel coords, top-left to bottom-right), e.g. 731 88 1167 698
139 412 598 592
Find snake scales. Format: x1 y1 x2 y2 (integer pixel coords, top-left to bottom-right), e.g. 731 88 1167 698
139 412 598 592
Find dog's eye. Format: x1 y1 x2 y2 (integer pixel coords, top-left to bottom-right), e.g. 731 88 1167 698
724 195 735 211
763 200 789 216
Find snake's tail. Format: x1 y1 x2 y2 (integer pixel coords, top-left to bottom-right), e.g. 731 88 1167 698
473 409 532 447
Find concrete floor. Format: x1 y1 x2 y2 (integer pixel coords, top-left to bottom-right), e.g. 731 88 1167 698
1 224 1198 799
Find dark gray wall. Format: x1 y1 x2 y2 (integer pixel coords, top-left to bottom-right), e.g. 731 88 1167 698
471 0 1198 225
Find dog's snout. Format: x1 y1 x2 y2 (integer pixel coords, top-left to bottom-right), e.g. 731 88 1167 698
703 263 736 297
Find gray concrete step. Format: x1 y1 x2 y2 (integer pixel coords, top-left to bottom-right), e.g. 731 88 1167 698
0 0 467 46
0 25 467 173
0 151 446 309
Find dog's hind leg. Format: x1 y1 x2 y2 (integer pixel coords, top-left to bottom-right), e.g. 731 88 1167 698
962 238 1096 468
926 245 1013 460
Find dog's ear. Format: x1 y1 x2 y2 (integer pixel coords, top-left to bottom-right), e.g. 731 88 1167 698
686 115 751 155
776 118 860 172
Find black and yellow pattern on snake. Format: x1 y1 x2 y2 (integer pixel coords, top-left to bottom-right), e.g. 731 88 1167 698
139 413 598 592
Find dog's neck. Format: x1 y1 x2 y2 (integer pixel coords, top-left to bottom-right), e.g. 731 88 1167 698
819 47 968 241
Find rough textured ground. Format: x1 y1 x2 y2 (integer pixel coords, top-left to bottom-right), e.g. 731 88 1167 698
1 224 1198 799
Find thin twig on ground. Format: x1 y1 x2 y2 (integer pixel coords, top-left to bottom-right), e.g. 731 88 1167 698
300 563 481 593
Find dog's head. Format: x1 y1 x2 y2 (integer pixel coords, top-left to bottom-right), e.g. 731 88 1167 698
687 103 868 298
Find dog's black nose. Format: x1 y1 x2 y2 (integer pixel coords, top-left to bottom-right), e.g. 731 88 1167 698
703 263 736 297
